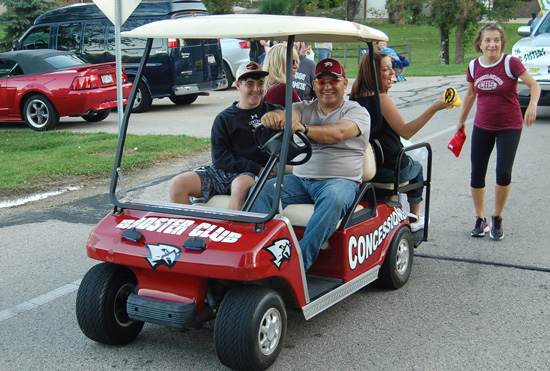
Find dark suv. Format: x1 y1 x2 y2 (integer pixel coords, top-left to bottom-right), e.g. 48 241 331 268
13 0 227 112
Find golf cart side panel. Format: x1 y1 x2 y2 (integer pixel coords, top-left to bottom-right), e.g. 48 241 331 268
86 208 309 307
308 204 408 280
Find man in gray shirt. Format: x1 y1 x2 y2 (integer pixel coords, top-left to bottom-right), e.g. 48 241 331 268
252 58 370 270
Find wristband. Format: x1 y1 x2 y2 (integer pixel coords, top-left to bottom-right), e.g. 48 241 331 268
302 124 309 136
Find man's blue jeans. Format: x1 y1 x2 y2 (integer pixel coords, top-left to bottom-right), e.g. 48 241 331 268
251 175 359 270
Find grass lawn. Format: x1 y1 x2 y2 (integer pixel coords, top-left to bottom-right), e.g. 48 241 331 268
0 131 209 195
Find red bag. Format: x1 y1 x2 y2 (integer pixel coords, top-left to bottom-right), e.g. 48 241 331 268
448 129 466 157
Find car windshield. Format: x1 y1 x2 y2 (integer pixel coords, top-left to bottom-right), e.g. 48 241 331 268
44 54 89 69
535 14 550 35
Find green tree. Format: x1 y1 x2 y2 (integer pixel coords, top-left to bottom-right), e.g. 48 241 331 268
385 0 521 65
346 0 362 21
260 0 343 16
0 0 60 51
203 0 234 14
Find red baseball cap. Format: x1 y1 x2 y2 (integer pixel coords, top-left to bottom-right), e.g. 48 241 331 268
315 58 345 78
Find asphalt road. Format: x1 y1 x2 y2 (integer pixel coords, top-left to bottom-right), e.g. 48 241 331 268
1 75 549 370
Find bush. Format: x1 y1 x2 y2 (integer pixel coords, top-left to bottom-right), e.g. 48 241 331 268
261 0 291 15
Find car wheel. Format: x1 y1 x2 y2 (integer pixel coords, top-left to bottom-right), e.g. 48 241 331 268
221 62 234 89
23 94 59 131
131 80 152 113
377 226 413 290
214 286 286 370
82 109 111 122
169 94 199 105
76 263 144 345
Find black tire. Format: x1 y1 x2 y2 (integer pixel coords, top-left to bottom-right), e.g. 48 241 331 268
214 286 287 371
221 62 234 89
76 263 144 345
377 227 413 290
169 94 199 105
82 109 111 122
131 80 152 113
22 94 59 131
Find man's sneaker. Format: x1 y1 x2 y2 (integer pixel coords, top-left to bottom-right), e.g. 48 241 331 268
408 213 425 232
490 216 504 240
471 217 489 237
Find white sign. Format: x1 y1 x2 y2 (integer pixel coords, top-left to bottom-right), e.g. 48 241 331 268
93 0 141 25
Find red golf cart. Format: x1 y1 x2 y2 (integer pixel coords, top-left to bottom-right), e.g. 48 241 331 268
76 14 431 370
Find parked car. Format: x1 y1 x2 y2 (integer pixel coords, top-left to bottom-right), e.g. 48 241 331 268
220 38 250 88
0 49 132 131
513 13 550 112
12 0 226 113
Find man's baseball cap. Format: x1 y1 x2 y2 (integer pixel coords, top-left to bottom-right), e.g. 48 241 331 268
315 58 346 78
236 61 269 81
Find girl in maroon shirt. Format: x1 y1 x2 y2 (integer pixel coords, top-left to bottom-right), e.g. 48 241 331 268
457 24 540 240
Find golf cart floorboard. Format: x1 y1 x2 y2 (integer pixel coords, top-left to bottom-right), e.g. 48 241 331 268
306 275 342 300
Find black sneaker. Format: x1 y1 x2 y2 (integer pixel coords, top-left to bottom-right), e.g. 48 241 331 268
471 217 489 237
490 216 504 240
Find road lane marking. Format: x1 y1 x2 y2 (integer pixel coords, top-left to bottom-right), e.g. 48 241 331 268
0 279 81 322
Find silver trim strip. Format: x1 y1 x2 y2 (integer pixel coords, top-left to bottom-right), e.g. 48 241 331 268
302 266 380 320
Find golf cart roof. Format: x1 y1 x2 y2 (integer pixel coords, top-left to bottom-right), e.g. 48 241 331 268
121 14 388 43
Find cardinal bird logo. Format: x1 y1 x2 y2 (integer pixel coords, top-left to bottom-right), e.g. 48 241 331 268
144 243 182 270
264 238 292 270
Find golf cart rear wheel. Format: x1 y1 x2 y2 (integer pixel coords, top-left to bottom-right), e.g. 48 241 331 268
76 263 144 345
378 227 413 289
214 286 287 370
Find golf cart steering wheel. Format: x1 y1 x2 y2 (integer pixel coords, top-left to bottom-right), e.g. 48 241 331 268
253 125 312 166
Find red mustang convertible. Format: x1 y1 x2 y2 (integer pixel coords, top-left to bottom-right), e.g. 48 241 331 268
0 49 132 131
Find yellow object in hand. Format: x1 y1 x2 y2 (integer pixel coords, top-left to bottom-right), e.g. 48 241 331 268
443 87 462 109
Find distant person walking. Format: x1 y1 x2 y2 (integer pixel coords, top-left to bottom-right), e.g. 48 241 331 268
456 24 540 240
315 42 332 62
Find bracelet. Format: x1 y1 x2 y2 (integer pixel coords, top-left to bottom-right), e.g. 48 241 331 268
302 124 309 136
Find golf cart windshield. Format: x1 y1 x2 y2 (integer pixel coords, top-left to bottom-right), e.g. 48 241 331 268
112 14 388 226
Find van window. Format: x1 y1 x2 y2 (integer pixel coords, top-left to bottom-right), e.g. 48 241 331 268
21 26 51 50
108 19 162 50
83 22 107 52
57 23 82 52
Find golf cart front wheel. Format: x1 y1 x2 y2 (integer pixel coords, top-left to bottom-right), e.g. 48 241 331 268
214 286 287 370
76 263 144 345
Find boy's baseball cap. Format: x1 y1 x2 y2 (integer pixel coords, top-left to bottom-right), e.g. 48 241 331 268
236 62 269 81
315 58 345 78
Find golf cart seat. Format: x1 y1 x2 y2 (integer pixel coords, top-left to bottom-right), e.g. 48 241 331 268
282 141 377 228
368 138 409 195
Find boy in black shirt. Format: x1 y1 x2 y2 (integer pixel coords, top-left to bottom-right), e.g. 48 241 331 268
169 62 282 210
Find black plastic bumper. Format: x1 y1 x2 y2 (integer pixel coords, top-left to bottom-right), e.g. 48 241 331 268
127 293 196 328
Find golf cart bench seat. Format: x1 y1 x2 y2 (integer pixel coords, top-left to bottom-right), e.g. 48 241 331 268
196 141 406 228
